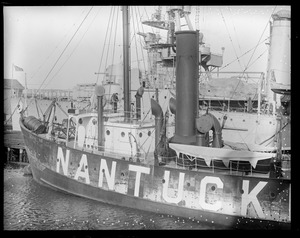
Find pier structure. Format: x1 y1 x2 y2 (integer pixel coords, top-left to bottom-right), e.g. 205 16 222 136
4 130 28 164
25 88 73 101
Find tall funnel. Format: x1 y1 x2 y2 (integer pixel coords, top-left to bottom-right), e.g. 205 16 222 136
266 10 290 96
172 31 199 144
95 85 105 149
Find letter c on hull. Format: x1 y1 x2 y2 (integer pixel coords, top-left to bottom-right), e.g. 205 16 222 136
199 176 223 211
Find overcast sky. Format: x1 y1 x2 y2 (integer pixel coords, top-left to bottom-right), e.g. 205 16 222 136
4 5 290 89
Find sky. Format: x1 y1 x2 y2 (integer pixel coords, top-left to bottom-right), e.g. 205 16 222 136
4 5 291 90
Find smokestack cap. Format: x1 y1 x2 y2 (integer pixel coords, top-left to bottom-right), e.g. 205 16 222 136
175 30 197 36
272 10 290 20
95 85 105 97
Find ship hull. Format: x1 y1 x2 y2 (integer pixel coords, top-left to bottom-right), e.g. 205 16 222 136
20 120 291 229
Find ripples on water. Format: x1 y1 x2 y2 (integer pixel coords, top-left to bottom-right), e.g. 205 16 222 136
4 163 227 230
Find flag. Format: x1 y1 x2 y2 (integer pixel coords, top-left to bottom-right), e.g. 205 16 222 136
14 65 23 71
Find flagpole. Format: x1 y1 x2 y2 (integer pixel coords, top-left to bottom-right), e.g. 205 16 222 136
11 63 14 98
24 73 28 116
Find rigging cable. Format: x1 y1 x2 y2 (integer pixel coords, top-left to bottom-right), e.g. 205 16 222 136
227 7 246 69
104 6 116 80
220 38 268 70
140 7 156 112
44 7 103 89
219 8 244 71
132 6 141 72
95 6 114 84
27 8 88 88
23 6 94 114
107 6 120 101
136 7 147 74
238 6 277 78
228 6 277 102
104 6 117 106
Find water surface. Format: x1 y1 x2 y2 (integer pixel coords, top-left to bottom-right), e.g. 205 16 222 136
4 163 226 230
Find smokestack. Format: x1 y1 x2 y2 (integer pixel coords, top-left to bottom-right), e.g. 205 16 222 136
267 10 290 96
122 6 131 122
172 30 199 144
95 85 105 149
135 86 144 120
151 98 164 152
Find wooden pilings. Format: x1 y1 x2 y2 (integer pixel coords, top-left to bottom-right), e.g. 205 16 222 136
4 130 28 164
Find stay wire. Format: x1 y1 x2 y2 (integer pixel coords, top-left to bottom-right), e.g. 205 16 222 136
229 6 277 101
38 6 94 92
28 8 88 87
136 7 147 72
132 7 141 72
219 8 244 71
44 7 102 89
95 6 113 84
107 6 119 99
23 6 94 114
227 7 246 69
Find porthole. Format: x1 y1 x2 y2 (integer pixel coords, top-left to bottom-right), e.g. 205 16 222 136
92 118 97 125
139 132 143 138
148 131 151 136
121 132 125 137
78 118 83 124
270 192 276 198
211 185 216 191
106 130 110 135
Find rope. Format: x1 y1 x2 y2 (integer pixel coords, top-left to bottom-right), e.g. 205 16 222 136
227 6 277 102
136 7 147 73
23 7 94 114
132 7 141 72
95 6 113 84
27 8 88 87
44 7 102 89
107 6 120 103
227 7 246 69
259 122 289 145
220 38 268 70
219 8 244 71
238 6 277 78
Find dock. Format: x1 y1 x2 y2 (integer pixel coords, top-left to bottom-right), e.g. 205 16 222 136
4 130 28 163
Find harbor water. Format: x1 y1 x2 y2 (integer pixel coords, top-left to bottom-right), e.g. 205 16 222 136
4 163 227 230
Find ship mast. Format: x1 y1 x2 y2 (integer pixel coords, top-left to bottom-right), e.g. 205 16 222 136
122 6 131 122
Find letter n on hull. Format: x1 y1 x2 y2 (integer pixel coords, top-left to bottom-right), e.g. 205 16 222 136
98 159 117 190
56 147 69 176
